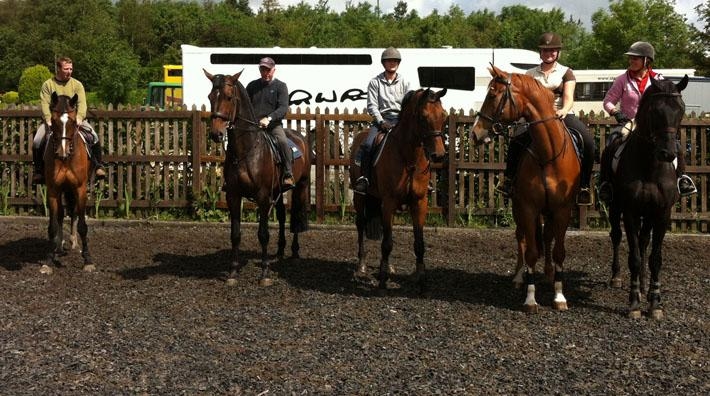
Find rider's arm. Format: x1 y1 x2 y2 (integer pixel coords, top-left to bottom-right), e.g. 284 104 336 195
71 79 88 123
558 69 576 117
367 78 384 124
269 80 289 122
39 80 53 124
603 74 625 116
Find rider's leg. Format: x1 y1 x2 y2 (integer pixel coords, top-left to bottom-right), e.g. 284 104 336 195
565 115 594 205
353 123 380 194
497 130 530 197
675 140 697 196
83 122 106 178
32 124 47 185
272 125 294 188
598 127 622 203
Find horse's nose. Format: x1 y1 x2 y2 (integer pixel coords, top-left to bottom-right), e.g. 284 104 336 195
209 130 224 143
656 149 676 162
430 152 446 163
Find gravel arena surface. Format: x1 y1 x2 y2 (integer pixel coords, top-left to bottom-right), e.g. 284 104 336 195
0 216 708 395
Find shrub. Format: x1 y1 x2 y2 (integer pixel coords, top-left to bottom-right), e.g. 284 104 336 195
18 65 52 104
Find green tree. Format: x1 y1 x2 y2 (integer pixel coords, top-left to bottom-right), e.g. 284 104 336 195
691 1 710 75
577 0 696 69
18 65 51 104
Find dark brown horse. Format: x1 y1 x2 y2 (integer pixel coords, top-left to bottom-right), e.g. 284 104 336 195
43 93 94 273
204 70 310 287
605 76 688 319
471 66 581 312
349 88 447 294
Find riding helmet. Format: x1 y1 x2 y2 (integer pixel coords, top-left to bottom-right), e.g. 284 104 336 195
538 32 563 49
381 47 402 62
624 41 655 61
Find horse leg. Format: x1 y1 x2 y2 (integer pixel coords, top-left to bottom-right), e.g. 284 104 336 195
354 195 368 277
43 194 63 273
609 204 623 288
275 196 286 259
377 203 396 295
76 185 94 272
638 220 652 294
519 223 540 313
646 220 668 320
623 217 643 318
257 204 273 287
542 216 554 284
512 226 525 288
289 180 309 259
226 195 243 286
411 199 428 295
549 209 572 312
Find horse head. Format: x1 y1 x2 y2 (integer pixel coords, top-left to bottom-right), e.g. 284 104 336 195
407 88 448 162
204 69 250 143
471 65 554 146
49 92 79 160
634 75 687 162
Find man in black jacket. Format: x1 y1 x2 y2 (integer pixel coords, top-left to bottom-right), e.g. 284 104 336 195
246 56 294 189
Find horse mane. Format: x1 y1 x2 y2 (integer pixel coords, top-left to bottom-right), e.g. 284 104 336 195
235 78 258 122
401 88 421 111
514 73 554 105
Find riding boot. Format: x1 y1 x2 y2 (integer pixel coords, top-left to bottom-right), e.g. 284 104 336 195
32 146 45 185
497 134 527 197
674 143 697 196
91 143 106 180
280 142 294 190
353 147 370 195
577 158 594 205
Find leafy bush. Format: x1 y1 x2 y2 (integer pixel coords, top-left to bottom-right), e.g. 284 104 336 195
1 91 19 105
18 65 51 104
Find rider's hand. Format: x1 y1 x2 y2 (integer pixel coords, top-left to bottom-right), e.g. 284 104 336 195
259 117 270 128
380 120 393 130
614 112 629 124
76 117 83 125
555 110 566 119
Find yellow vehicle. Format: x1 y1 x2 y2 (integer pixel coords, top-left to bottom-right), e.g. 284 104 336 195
145 65 183 109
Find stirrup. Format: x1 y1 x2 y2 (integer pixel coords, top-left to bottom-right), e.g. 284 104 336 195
598 181 613 203
577 187 592 206
495 179 512 197
281 175 295 191
353 176 368 195
678 175 697 196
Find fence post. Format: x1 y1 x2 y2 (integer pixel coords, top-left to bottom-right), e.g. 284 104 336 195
315 112 325 223
446 113 458 227
191 108 203 206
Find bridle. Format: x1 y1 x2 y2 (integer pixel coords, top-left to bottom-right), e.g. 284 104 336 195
50 105 77 160
209 75 258 136
475 74 559 137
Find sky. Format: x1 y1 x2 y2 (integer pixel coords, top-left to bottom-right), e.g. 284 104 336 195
246 0 703 29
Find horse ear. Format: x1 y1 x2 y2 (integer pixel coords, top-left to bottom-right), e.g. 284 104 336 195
70 94 79 107
676 75 689 92
234 69 244 80
437 88 447 99
203 68 214 81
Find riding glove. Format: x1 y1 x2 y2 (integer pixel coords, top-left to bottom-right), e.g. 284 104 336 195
614 112 629 124
380 120 393 130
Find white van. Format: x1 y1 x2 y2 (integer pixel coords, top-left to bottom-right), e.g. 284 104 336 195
181 45 541 113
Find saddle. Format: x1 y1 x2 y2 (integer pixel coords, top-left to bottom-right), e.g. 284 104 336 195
264 131 303 165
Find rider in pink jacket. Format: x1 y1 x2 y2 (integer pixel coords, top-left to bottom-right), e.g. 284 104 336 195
598 41 697 202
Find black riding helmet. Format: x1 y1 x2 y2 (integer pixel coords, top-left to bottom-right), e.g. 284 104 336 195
625 41 655 68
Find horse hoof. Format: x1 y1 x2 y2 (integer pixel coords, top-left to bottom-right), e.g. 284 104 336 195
39 264 53 275
225 278 238 287
83 264 96 272
512 281 524 290
628 309 642 319
259 278 274 287
648 309 663 320
609 278 622 288
523 303 539 314
553 301 568 311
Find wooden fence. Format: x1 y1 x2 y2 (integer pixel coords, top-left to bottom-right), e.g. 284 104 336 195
1 105 708 232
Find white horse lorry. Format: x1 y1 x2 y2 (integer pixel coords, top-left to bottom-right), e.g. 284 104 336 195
179 45 708 116
181 44 543 113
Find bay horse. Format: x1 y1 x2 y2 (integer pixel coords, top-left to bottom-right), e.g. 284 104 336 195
204 70 310 287
43 93 94 272
471 65 581 312
349 88 447 294
605 76 688 319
